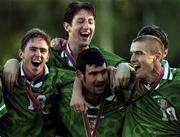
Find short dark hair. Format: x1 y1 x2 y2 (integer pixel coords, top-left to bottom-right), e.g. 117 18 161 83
21 28 50 51
133 35 164 55
63 1 96 25
137 25 168 49
75 48 106 73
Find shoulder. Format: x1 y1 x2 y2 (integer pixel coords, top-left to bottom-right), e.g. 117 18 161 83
42 67 75 95
90 44 126 66
48 67 75 84
172 68 180 80
48 48 70 69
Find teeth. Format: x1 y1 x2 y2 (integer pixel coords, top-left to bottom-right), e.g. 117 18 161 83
133 64 140 71
31 60 41 67
32 60 40 63
81 32 89 35
133 64 139 68
80 32 90 38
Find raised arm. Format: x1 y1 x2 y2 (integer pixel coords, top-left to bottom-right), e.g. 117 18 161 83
70 77 86 112
50 37 67 51
113 63 133 90
3 58 19 91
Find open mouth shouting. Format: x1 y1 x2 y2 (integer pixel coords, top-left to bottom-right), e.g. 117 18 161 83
94 83 106 93
80 32 90 42
133 64 141 71
31 60 41 67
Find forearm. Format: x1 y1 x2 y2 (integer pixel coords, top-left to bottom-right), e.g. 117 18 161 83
70 77 85 112
3 58 19 91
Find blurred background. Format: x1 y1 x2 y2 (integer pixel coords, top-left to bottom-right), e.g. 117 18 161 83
0 0 180 67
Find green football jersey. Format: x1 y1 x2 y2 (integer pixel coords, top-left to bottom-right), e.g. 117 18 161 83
0 67 75 137
48 44 126 69
0 86 7 118
0 65 8 118
48 44 125 136
58 82 125 137
47 45 127 137
122 67 180 137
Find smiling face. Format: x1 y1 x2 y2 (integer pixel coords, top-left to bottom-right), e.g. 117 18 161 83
64 9 95 51
130 41 155 81
130 36 164 84
19 37 49 80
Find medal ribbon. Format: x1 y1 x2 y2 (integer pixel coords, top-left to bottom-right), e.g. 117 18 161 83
24 77 43 112
119 68 164 110
82 95 105 137
64 44 77 67
132 68 164 103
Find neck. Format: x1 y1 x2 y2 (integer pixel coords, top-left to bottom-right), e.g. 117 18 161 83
85 93 102 106
143 66 163 84
23 68 44 82
68 40 89 59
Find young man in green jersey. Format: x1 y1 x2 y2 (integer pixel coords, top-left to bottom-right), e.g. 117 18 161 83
0 28 75 137
0 28 52 136
49 1 129 103
57 48 125 137
121 35 180 137
48 1 125 68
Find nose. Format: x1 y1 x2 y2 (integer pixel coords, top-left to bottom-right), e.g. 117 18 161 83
97 73 104 82
35 49 41 56
83 21 90 29
130 53 136 63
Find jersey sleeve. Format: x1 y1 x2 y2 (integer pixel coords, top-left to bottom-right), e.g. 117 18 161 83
90 44 127 67
0 79 7 118
42 67 75 97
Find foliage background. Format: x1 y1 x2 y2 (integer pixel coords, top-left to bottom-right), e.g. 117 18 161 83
0 0 180 67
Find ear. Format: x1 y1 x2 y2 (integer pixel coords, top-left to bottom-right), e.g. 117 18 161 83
18 49 24 59
76 70 84 80
45 54 49 63
154 51 162 62
163 48 168 58
63 22 71 32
